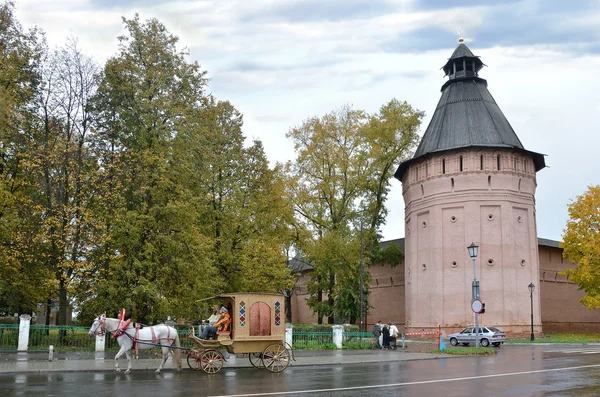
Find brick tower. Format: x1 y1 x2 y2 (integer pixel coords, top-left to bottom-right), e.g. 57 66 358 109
394 38 546 334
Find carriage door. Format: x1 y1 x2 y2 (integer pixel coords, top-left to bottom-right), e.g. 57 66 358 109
249 301 271 336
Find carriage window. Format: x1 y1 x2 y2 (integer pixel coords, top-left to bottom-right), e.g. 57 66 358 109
250 301 271 336
239 301 246 327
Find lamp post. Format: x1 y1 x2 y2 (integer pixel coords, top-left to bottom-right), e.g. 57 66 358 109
359 217 364 342
467 243 480 347
528 283 535 341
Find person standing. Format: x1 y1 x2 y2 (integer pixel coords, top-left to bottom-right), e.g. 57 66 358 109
372 320 382 349
389 322 399 349
382 323 391 350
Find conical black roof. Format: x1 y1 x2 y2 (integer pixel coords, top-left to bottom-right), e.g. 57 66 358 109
395 41 545 180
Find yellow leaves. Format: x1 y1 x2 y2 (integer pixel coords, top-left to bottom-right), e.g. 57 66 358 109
561 185 600 309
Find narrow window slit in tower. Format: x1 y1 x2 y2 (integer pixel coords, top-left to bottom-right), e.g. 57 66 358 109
442 159 446 174
459 156 463 172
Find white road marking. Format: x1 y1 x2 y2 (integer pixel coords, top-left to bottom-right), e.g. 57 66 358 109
209 363 600 397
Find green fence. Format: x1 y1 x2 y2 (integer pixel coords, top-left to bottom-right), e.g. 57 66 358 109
0 324 18 350
342 331 375 349
1 324 366 351
0 324 197 352
292 331 334 349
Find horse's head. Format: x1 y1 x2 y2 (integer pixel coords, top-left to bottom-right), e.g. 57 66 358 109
88 313 106 337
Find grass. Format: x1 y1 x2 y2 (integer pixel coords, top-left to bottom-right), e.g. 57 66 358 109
509 332 600 344
428 347 498 355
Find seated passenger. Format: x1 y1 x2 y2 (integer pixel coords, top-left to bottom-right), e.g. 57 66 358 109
197 307 220 337
199 307 231 339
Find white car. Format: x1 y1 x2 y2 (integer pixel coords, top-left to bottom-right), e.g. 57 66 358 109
447 326 506 347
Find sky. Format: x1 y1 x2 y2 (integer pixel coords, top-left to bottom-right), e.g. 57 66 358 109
13 0 600 242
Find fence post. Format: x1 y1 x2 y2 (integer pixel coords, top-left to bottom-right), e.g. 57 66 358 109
332 325 343 349
285 324 293 347
17 314 31 351
95 333 105 352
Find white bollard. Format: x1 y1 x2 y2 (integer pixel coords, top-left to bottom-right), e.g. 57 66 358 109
17 314 31 351
332 325 344 349
285 324 293 347
95 334 105 352
49 345 54 361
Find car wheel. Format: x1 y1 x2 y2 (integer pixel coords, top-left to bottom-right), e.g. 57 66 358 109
462 343 470 346
450 337 458 346
492 342 500 347
480 338 490 347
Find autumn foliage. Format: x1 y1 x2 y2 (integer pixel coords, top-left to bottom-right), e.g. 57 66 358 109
561 185 600 309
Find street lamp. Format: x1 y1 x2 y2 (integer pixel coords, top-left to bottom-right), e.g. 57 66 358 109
359 219 364 336
528 283 535 341
467 243 480 347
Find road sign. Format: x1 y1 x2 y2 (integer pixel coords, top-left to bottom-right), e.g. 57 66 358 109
471 299 483 313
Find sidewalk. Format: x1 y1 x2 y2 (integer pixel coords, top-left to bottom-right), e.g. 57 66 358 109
0 348 444 374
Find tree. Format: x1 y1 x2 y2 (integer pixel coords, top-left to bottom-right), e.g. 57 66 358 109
286 100 422 323
26 38 100 326
87 15 217 323
0 1 50 315
561 185 600 309
180 99 295 293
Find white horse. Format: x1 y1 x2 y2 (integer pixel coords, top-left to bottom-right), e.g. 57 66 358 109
88 313 182 374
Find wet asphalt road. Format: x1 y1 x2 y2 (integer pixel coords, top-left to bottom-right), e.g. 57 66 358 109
2 345 600 396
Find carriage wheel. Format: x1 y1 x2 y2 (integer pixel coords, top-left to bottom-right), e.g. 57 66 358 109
201 349 224 374
187 349 203 371
261 344 290 373
249 352 264 368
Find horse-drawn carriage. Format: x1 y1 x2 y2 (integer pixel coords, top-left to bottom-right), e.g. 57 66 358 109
88 292 292 374
187 292 292 373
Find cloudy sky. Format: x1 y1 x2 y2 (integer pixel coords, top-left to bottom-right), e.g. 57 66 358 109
14 0 600 242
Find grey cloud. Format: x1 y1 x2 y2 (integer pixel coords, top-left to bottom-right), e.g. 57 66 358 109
238 0 394 23
379 27 456 54
472 5 600 55
90 0 178 9
225 57 347 73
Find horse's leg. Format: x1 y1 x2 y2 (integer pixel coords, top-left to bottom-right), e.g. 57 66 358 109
156 345 169 373
124 350 132 374
114 345 127 372
172 334 182 372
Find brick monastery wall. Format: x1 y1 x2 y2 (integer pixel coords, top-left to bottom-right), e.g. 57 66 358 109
291 244 600 333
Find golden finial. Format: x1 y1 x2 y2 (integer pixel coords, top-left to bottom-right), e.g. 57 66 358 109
458 31 464 44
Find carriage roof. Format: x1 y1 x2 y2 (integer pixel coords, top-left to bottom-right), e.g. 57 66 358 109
199 292 284 303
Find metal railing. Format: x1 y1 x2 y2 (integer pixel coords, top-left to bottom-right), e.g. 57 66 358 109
0 324 198 352
0 324 19 350
292 331 334 349
342 331 375 348
1 324 378 351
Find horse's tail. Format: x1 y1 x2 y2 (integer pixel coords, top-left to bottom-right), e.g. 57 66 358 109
172 332 182 370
